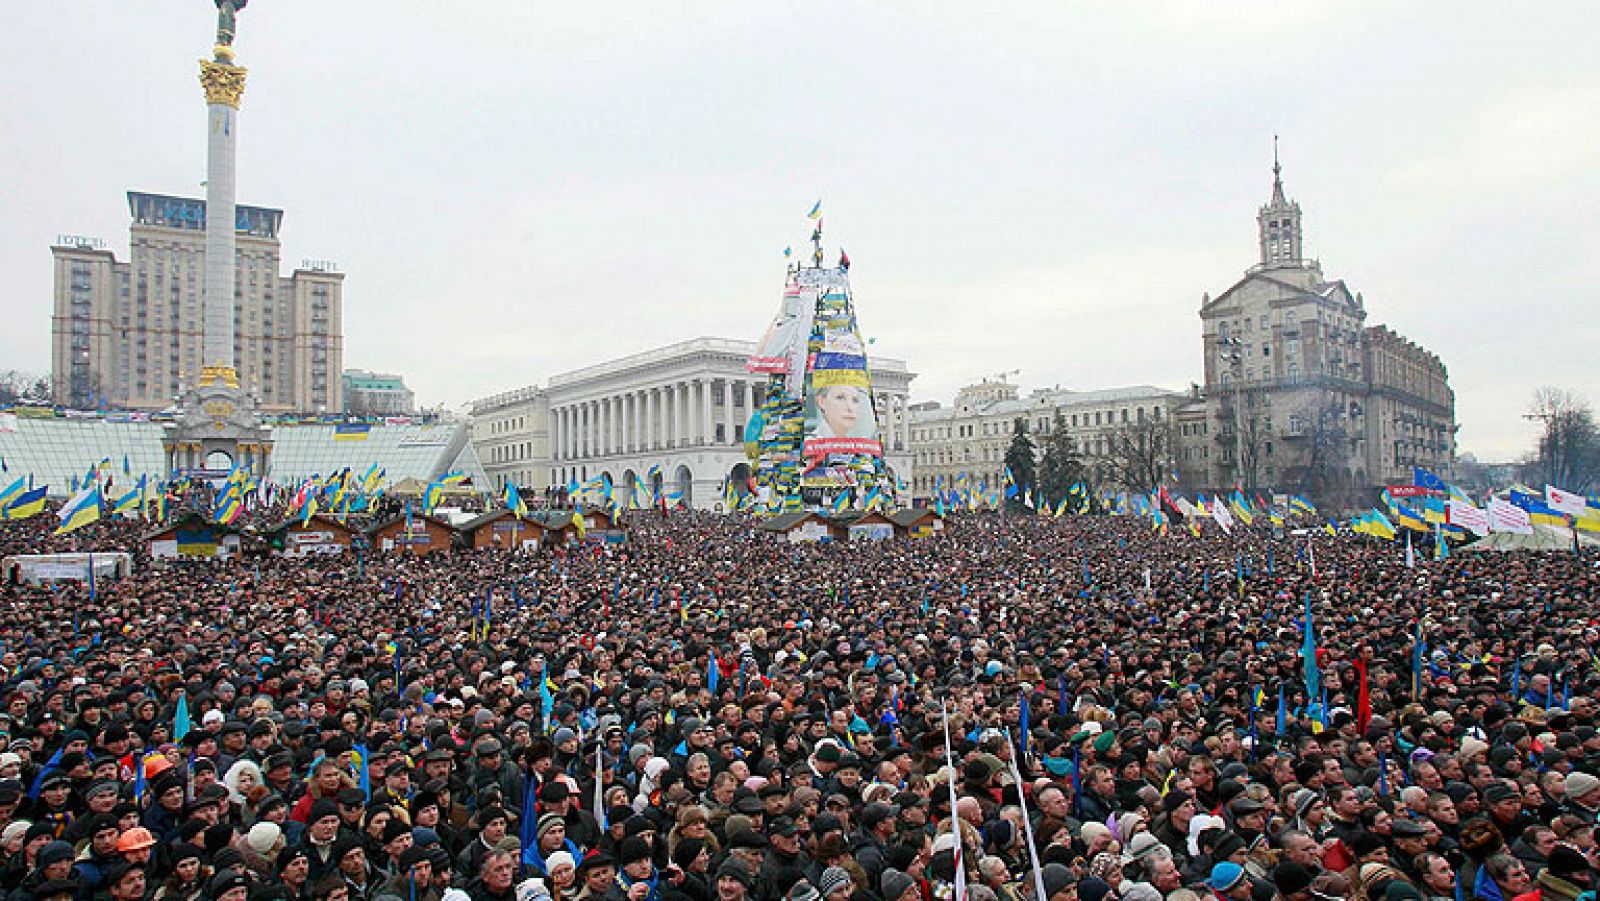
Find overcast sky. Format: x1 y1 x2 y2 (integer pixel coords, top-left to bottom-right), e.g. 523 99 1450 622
3 2 1595 461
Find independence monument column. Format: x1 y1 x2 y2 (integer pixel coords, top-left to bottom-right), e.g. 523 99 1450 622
198 0 248 382
165 0 271 478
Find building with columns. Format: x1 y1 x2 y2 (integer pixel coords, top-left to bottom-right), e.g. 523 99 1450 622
471 337 915 509
471 385 550 498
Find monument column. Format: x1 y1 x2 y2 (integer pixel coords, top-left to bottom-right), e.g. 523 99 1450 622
198 2 249 373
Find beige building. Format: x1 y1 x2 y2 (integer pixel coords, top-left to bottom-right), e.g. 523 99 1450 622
50 192 344 414
470 385 551 498
468 337 915 509
908 380 1188 498
1192 158 1454 501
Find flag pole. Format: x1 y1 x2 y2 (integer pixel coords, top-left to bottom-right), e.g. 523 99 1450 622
1003 728 1049 901
939 700 968 901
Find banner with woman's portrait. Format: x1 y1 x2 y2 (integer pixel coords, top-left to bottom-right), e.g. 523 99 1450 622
803 292 881 458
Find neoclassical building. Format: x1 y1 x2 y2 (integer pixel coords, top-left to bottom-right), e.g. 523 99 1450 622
470 385 549 499
471 337 915 508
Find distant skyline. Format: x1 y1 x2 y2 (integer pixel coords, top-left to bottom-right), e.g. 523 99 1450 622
3 2 1596 461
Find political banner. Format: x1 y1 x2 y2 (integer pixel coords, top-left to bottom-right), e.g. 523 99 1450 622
1446 499 1490 536
1547 485 1589 518
1487 498 1533 535
802 291 881 458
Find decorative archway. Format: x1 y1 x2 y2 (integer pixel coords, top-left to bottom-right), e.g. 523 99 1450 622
204 449 234 472
674 464 693 508
621 468 639 505
727 462 752 496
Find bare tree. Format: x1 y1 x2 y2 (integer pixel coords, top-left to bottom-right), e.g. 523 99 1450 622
0 370 52 405
1524 387 1600 493
1216 394 1266 492
1098 417 1175 494
1295 395 1352 506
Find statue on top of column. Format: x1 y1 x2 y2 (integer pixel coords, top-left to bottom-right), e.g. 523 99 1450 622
214 0 247 52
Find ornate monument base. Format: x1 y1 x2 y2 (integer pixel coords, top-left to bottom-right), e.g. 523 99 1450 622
164 366 272 476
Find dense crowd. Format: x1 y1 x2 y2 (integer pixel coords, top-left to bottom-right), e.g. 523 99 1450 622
0 510 1597 901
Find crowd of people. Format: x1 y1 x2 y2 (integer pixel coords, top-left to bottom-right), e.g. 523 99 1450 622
0 508 1596 901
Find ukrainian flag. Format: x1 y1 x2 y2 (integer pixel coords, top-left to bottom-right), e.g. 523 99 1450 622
1353 509 1397 540
3 487 47 521
1290 495 1317 516
0 477 25 509
1418 495 1447 525
1510 489 1567 527
1395 503 1429 532
114 476 146 517
216 492 244 525
1230 498 1255 526
333 423 371 442
54 485 103 535
505 483 528 519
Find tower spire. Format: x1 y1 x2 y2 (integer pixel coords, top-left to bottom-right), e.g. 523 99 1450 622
1257 136 1303 268
1271 134 1285 204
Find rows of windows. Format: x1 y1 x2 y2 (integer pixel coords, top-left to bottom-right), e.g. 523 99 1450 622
912 404 1168 444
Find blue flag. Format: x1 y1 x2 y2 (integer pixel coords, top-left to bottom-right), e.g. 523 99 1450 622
519 777 540 864
1276 683 1287 735
173 693 191 741
539 661 554 733
355 744 371 799
1018 690 1030 759
1302 593 1320 702
708 649 720 694
1413 467 1447 492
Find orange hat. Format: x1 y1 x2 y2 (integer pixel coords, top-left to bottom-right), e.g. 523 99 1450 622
116 827 156 852
143 755 175 781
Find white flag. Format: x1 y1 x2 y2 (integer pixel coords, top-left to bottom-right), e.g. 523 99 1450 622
1405 533 1416 569
1488 498 1533 535
1446 499 1491 537
1547 485 1589 518
1212 499 1235 534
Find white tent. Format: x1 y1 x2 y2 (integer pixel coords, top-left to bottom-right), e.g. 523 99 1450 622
1463 524 1599 552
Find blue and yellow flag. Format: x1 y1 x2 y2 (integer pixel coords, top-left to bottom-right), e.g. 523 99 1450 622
54 485 102 535
0 477 25 509
3 487 47 521
505 483 528 519
113 476 146 517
